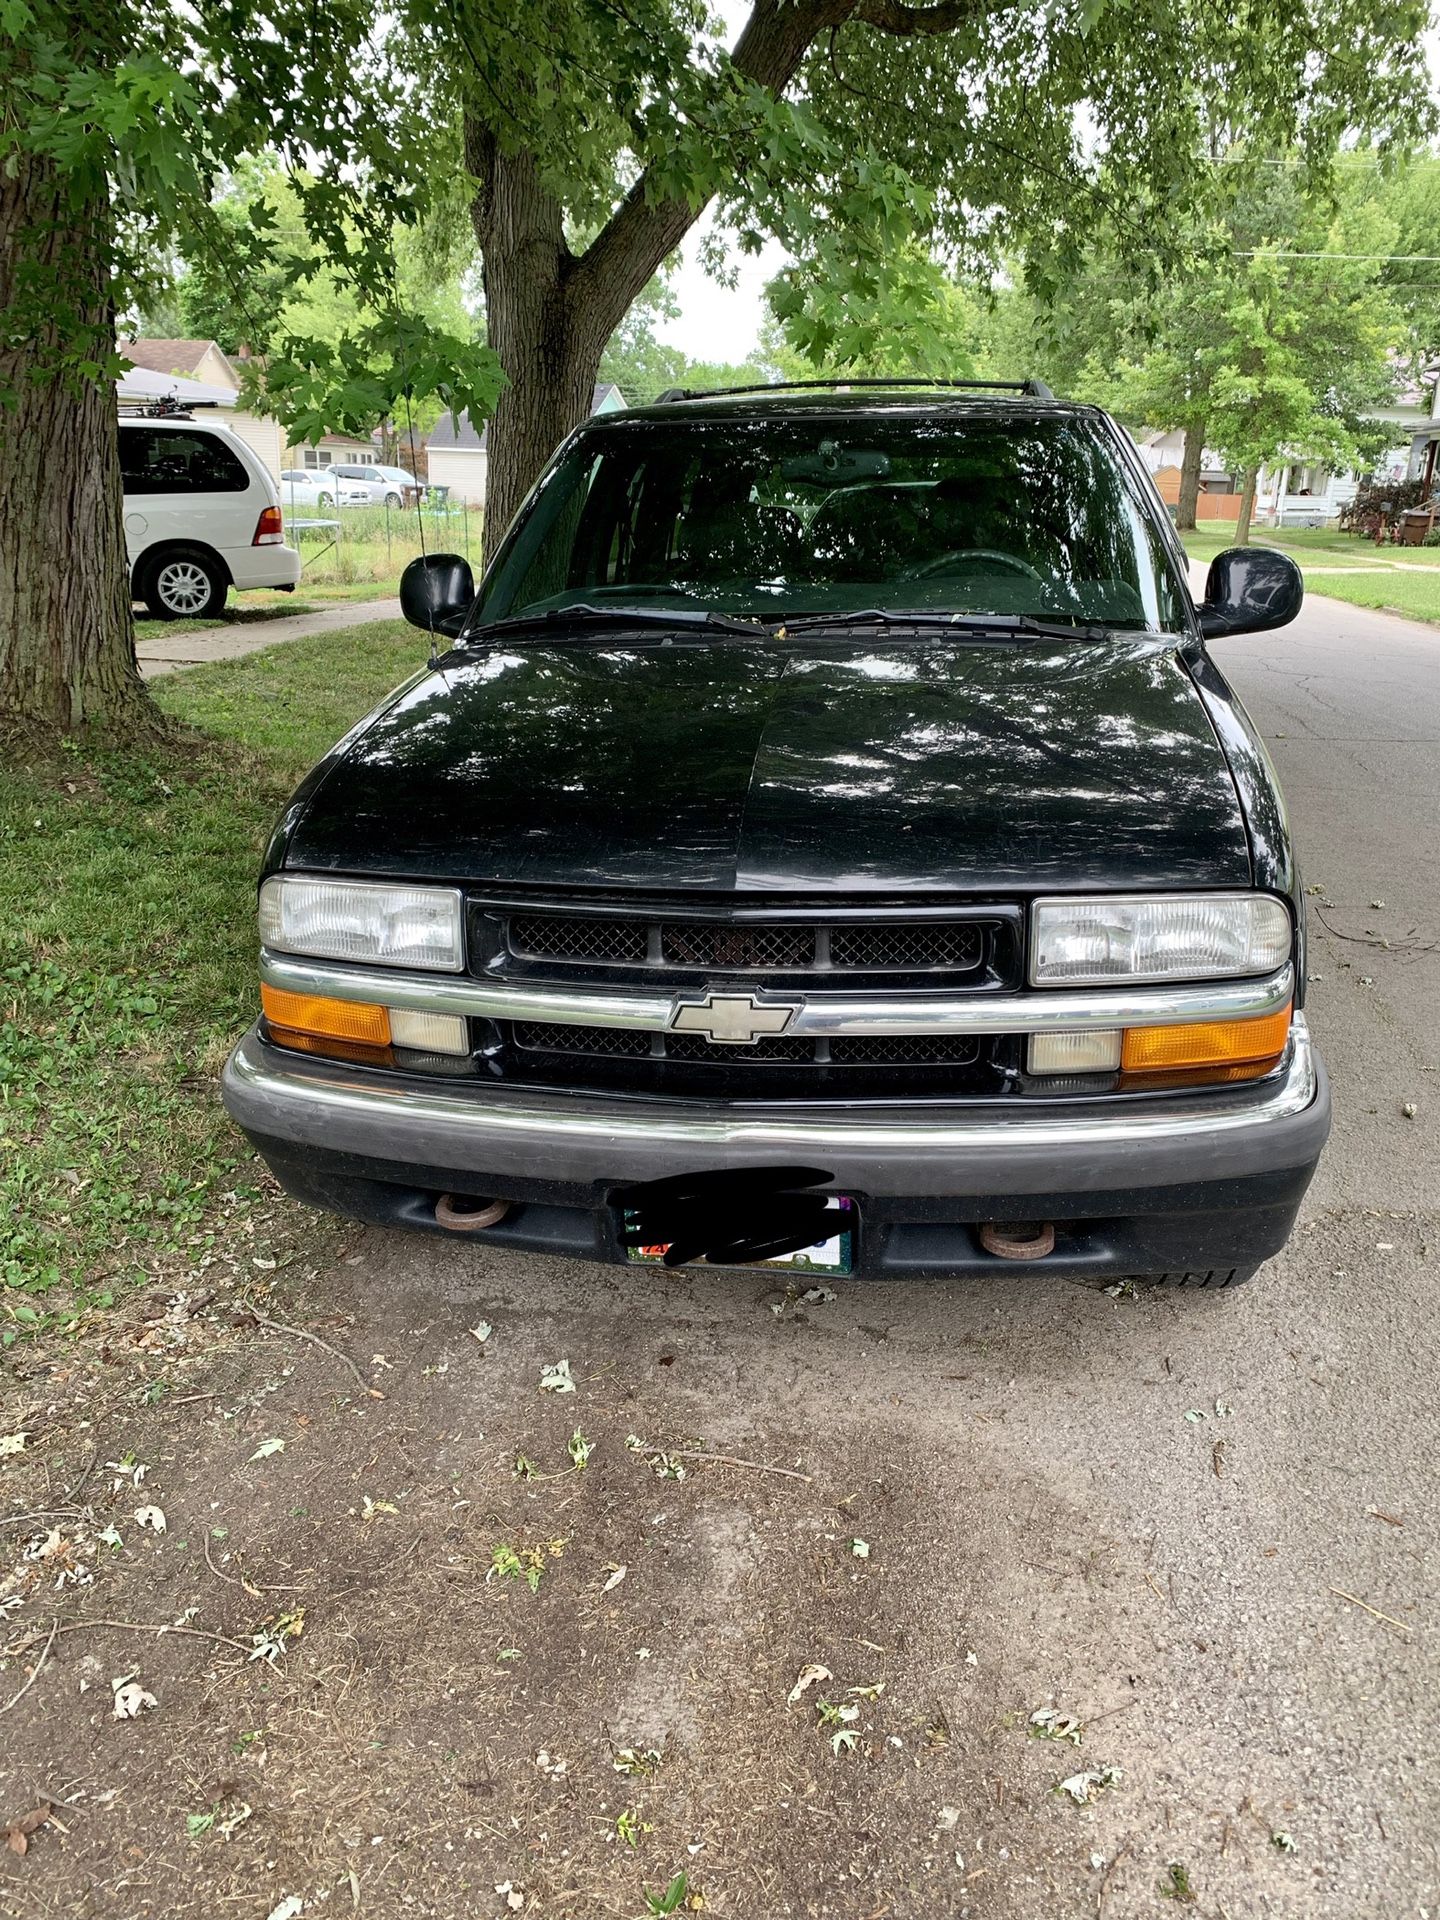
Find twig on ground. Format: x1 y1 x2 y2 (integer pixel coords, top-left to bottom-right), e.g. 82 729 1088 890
0 1509 85 1532
1329 1586 1412 1634
0 1619 59 1719
65 1443 101 1501
39 1618 254 1658
201 1532 299 1597
631 1443 811 1483
203 1533 248 1591
1096 1835 1132 1918
247 1307 378 1397
169 1391 220 1407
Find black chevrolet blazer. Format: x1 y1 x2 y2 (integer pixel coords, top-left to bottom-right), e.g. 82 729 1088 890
222 382 1330 1286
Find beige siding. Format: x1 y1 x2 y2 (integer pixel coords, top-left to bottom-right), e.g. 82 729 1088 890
284 437 374 468
227 410 286 483
427 446 487 504
194 345 239 390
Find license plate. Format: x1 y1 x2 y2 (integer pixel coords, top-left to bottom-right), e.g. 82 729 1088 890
622 1195 856 1275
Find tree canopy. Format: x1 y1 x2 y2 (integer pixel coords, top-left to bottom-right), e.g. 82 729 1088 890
2 0 1435 731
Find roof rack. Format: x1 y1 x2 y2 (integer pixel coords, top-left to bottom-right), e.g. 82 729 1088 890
116 396 220 419
651 376 1057 404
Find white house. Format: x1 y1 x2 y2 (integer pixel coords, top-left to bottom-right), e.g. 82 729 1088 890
1132 367 1440 528
426 383 626 505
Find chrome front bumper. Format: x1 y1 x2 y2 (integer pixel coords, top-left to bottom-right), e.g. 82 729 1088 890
258 947 1296 1038
222 1014 1328 1202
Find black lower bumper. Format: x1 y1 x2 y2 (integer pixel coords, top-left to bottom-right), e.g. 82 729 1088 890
223 1021 1331 1284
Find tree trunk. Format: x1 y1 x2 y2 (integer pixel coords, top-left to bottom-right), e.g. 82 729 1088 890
467 134 608 566
464 2 836 567
1176 424 1205 532
1234 468 1258 546
0 149 155 738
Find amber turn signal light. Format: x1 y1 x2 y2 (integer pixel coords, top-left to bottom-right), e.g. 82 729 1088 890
1121 1003 1292 1076
260 984 391 1056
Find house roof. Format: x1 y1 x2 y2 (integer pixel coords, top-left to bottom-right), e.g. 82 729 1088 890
428 383 624 452
119 338 237 384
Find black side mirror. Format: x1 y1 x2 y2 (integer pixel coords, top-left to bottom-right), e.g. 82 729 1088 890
1197 546 1303 640
400 552 476 638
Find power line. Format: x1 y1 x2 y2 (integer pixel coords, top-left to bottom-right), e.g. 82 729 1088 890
1235 251 1440 261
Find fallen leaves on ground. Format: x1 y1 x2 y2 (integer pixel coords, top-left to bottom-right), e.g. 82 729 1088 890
787 1662 833 1705
112 1679 158 1720
1056 1765 1122 1805
2 1803 54 1857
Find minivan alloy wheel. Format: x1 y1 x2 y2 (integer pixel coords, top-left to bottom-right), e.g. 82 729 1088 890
156 559 213 613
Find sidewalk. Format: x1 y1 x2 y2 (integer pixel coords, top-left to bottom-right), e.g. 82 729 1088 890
138 596 402 679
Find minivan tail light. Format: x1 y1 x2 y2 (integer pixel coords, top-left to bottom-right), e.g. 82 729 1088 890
253 505 284 545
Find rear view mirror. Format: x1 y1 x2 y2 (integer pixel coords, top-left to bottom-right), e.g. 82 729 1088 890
400 552 475 638
780 442 890 484
1197 546 1303 639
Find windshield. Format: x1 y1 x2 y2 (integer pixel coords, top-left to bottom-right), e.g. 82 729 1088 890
475 411 1188 633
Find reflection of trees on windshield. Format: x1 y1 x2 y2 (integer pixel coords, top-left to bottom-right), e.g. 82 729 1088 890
478 414 1189 632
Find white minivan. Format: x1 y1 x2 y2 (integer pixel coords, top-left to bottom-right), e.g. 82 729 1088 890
119 415 303 619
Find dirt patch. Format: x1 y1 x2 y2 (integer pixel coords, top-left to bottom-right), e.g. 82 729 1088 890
2 1240 1173 1920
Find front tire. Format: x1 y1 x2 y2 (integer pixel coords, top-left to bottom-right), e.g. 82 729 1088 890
1153 1265 1260 1289
138 546 228 620
383 490 403 508
317 491 334 510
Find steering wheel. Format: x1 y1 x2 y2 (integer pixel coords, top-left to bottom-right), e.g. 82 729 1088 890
902 547 1045 583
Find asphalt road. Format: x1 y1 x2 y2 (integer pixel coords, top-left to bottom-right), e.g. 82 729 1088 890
330 590 1440 1915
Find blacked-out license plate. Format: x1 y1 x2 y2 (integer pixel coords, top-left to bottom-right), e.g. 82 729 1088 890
621 1195 857 1275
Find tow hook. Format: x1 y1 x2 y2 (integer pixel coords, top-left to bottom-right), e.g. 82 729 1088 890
978 1220 1056 1259
434 1194 510 1233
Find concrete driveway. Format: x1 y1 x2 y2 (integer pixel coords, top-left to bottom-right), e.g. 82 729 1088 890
4 592 1435 1918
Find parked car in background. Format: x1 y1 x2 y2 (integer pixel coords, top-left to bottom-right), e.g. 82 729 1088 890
120 415 300 618
330 463 422 507
223 380 1329 1291
278 469 371 511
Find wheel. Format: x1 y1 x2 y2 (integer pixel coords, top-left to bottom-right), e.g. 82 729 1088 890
139 546 228 620
317 491 334 510
383 490 403 508
1152 1265 1260 1289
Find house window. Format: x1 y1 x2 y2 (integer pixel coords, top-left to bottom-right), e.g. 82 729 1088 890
302 449 335 468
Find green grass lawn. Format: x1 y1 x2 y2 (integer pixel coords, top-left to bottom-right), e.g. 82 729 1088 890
0 620 427 1343
289 502 483 596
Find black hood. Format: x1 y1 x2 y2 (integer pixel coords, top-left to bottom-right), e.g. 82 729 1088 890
281 637 1251 894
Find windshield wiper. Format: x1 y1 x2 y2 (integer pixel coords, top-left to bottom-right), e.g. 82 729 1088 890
778 609 1113 642
473 603 767 640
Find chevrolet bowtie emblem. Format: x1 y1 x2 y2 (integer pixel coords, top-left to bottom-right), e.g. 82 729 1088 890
668 992 801 1045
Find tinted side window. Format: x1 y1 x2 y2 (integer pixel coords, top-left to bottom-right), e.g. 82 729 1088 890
120 429 249 495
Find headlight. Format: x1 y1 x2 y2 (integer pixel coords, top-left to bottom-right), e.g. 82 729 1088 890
1030 893 1291 986
259 876 464 972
